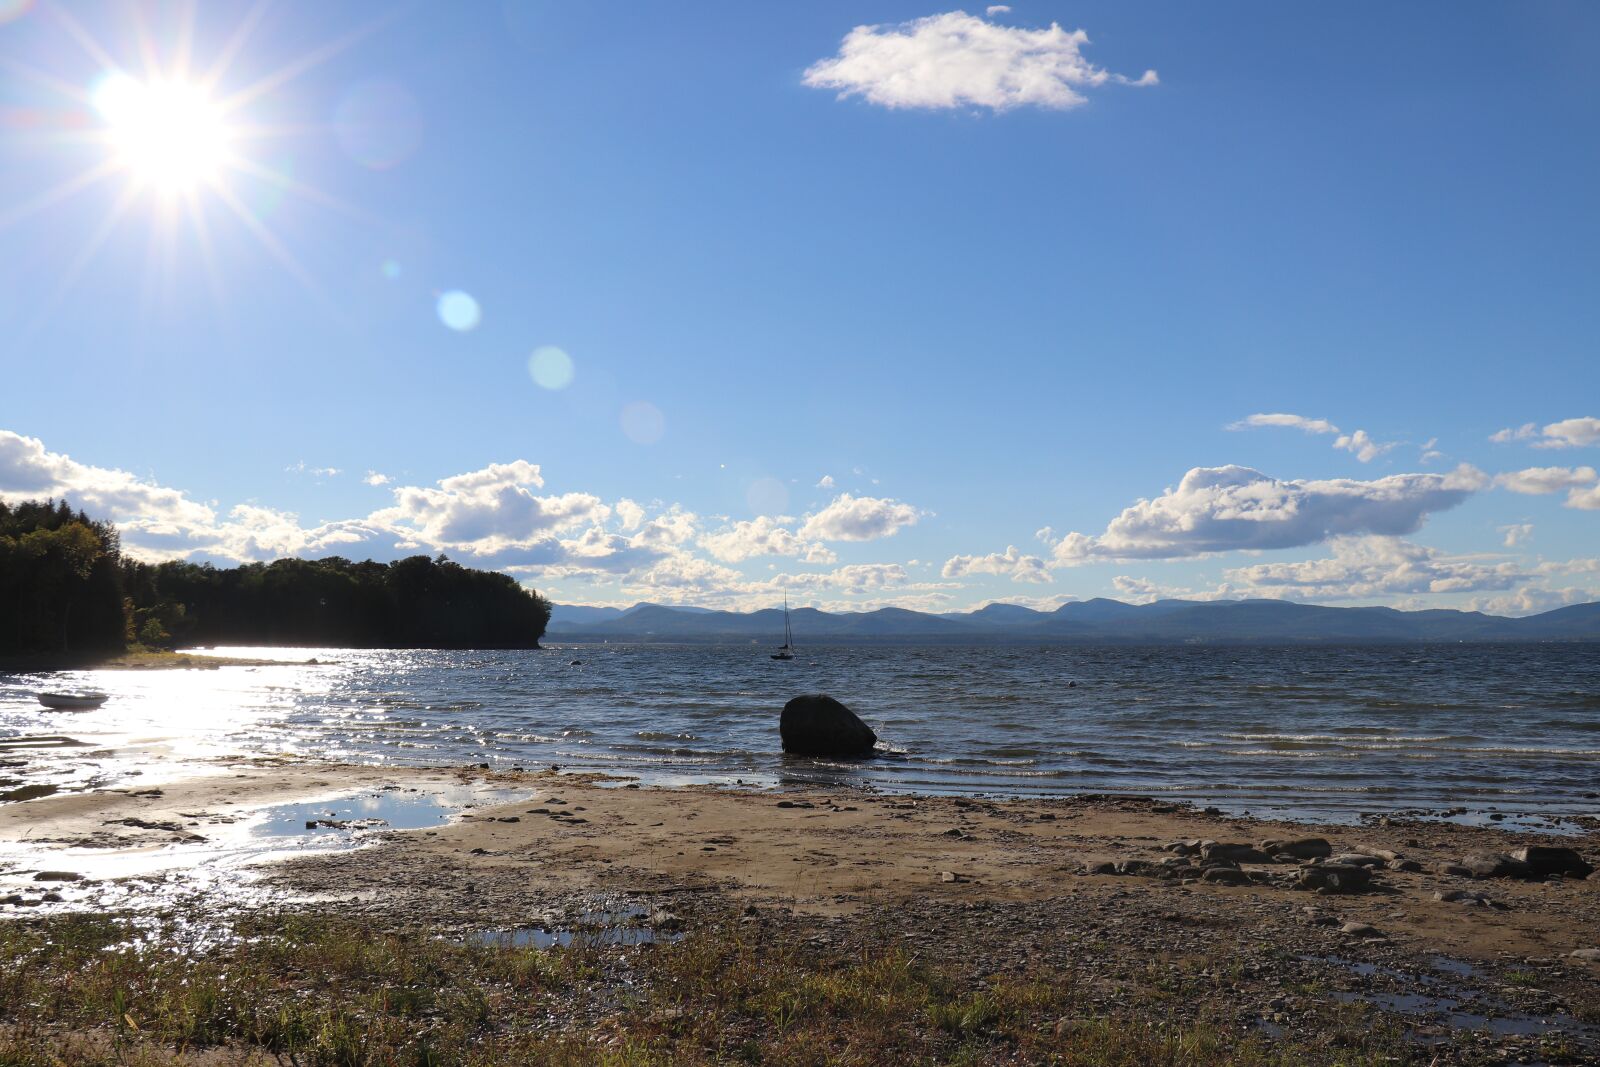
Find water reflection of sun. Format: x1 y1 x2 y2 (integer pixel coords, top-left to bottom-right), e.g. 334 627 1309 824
2 4 389 316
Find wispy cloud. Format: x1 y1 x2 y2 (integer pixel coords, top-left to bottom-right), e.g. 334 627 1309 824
1230 413 1398 463
1228 413 1340 435
1490 417 1600 449
1493 466 1598 495
803 10 1156 113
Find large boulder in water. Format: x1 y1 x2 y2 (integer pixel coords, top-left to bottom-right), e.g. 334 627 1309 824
780 695 877 756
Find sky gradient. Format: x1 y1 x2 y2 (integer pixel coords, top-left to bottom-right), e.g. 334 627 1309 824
2 2 1598 614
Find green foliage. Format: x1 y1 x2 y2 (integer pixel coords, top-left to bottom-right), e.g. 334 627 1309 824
0 499 126 657
119 552 552 649
0 499 552 660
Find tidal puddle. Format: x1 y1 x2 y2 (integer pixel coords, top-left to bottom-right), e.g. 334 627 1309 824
1311 954 1598 1045
0 783 527 913
476 926 680 949
472 905 684 950
254 786 527 838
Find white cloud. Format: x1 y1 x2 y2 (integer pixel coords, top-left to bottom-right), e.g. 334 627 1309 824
1052 464 1487 564
286 461 340 478
1223 536 1526 600
1491 417 1600 449
985 5 1011 14
803 10 1156 113
941 545 1053 583
1229 413 1340 436
1500 523 1533 547
1469 585 1600 617
0 429 218 532
816 474 835 489
1333 429 1398 463
613 498 647 531
1568 484 1600 510
1493 466 1598 495
701 516 836 564
363 471 391 486
973 592 1079 612
799 493 925 542
0 429 966 611
372 461 608 559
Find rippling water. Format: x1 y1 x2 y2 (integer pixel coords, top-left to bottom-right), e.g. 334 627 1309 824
3 643 1598 823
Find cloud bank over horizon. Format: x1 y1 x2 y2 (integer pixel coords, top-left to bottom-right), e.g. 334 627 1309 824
2 428 1595 616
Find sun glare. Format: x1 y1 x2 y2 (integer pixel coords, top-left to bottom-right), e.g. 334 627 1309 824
92 73 231 191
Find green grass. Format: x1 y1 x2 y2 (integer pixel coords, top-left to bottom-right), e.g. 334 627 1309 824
0 913 1416 1066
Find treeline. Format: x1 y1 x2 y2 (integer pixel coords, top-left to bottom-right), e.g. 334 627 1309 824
0 499 552 660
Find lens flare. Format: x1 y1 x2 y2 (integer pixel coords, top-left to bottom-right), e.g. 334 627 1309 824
620 401 665 444
527 346 574 390
0 0 33 25
436 290 481 331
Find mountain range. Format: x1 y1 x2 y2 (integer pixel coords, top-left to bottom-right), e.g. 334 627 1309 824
544 598 1600 645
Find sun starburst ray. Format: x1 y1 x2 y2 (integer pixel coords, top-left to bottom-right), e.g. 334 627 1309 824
216 11 396 116
18 181 142 343
0 158 121 231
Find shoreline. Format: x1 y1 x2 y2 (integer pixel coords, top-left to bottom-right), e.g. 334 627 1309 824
1 759 1597 1063
0 648 329 672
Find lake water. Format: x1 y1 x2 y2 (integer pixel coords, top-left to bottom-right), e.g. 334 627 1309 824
3 643 1598 825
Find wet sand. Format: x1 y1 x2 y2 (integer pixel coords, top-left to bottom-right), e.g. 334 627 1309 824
0 760 1594 955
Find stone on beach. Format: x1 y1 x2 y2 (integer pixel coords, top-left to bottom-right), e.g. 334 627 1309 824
1508 846 1593 879
1295 863 1373 894
1259 837 1331 860
1461 853 1535 880
779 695 878 756
1201 842 1272 864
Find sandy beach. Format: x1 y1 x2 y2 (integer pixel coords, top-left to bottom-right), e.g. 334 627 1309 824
3 755 1597 1063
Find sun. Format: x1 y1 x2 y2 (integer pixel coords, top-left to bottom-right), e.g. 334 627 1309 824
92 73 231 192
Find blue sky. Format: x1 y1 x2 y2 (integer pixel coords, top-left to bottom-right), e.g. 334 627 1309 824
2 1 1597 614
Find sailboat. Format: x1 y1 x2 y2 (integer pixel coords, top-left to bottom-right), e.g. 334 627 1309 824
771 594 795 660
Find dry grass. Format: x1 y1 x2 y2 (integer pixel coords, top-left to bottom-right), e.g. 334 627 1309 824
0 913 1410 1066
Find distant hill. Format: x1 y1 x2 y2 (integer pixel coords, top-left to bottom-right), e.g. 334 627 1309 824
545 598 1600 645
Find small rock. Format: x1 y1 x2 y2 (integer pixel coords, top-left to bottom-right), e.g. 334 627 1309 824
1570 949 1600 963
1340 921 1384 939
32 871 84 882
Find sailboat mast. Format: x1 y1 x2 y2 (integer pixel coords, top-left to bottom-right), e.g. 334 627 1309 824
783 593 793 648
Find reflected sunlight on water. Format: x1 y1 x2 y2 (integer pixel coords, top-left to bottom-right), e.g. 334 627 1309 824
2 643 1597 824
